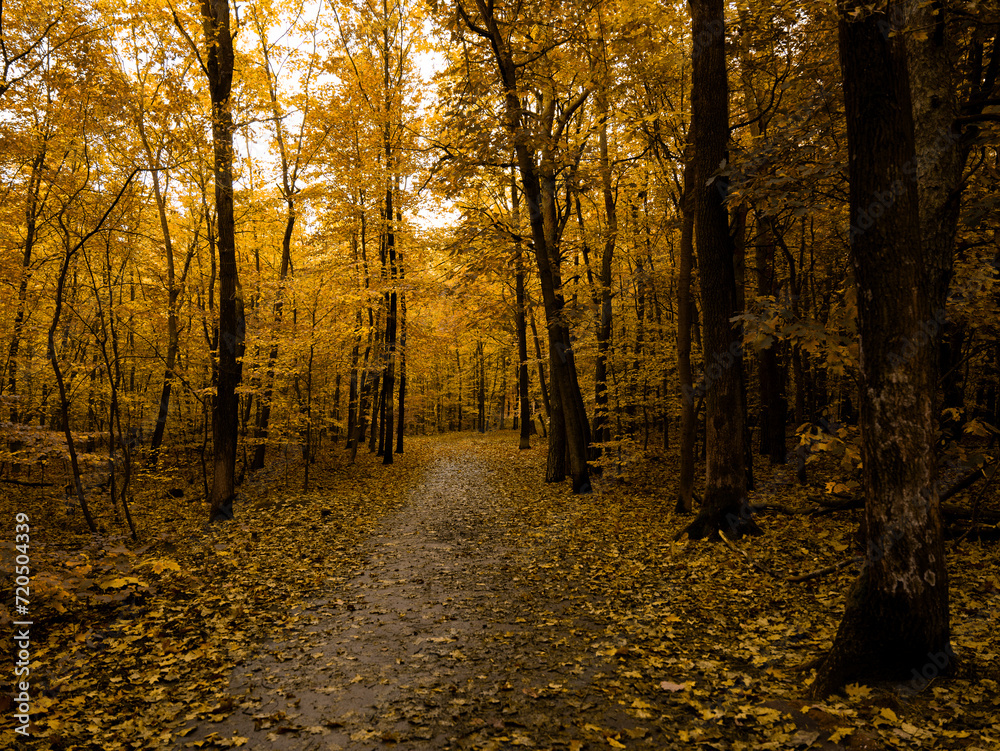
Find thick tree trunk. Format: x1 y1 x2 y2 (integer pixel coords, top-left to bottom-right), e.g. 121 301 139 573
201 0 245 522
682 0 755 539
811 0 951 696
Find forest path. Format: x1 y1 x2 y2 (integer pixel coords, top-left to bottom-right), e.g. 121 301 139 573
185 438 654 750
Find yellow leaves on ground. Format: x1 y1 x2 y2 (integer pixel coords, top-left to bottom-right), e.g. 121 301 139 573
5 443 433 750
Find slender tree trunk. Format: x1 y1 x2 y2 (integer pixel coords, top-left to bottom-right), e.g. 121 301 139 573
460 0 591 491
511 167 532 449
528 303 550 421
50 237 97 533
145 162 195 463
756 216 787 464
455 345 463 431
477 340 486 433
201 0 245 521
676 150 696 513
6 144 45 426
347 308 362 448
396 283 406 454
811 0 951 696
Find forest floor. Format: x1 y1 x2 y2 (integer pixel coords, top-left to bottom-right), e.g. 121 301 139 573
2 432 1000 750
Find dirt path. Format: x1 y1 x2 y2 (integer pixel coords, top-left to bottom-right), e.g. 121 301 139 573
185 442 652 750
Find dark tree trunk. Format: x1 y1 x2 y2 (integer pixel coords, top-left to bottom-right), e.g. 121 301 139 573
476 340 486 433
250 200 294 472
455 345 463 431
459 0 591 492
396 264 406 454
6 144 46 426
202 0 245 522
682 0 755 539
593 86 616 449
368 372 382 453
528 304 550 421
346 307 362 448
757 216 787 465
676 149 697 513
511 168 531 449
811 0 951 696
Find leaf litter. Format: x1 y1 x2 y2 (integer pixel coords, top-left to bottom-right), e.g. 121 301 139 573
2 432 999 749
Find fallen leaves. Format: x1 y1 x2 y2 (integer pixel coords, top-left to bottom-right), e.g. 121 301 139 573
4 432 999 750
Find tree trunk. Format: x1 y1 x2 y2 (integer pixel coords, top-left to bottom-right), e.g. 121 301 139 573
477 340 486 433
6 144 46 426
460 0 591 492
756 217 788 464
811 0 951 696
50 236 97 533
511 168 531 449
593 82 617 449
204 0 246 522
682 0 755 539
528 303 550 421
676 149 696 513
396 247 407 454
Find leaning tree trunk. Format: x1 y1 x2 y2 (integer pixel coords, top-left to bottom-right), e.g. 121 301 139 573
681 0 755 539
203 0 245 522
459 0 591 492
810 0 951 696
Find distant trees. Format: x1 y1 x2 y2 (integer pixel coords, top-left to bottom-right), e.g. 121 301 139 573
1 0 997 615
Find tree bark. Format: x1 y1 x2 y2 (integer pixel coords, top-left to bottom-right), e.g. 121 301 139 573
811 0 951 696
396 251 406 454
676 149 696 513
511 167 532 449
202 0 246 522
5 143 46 426
682 0 755 539
458 0 592 492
